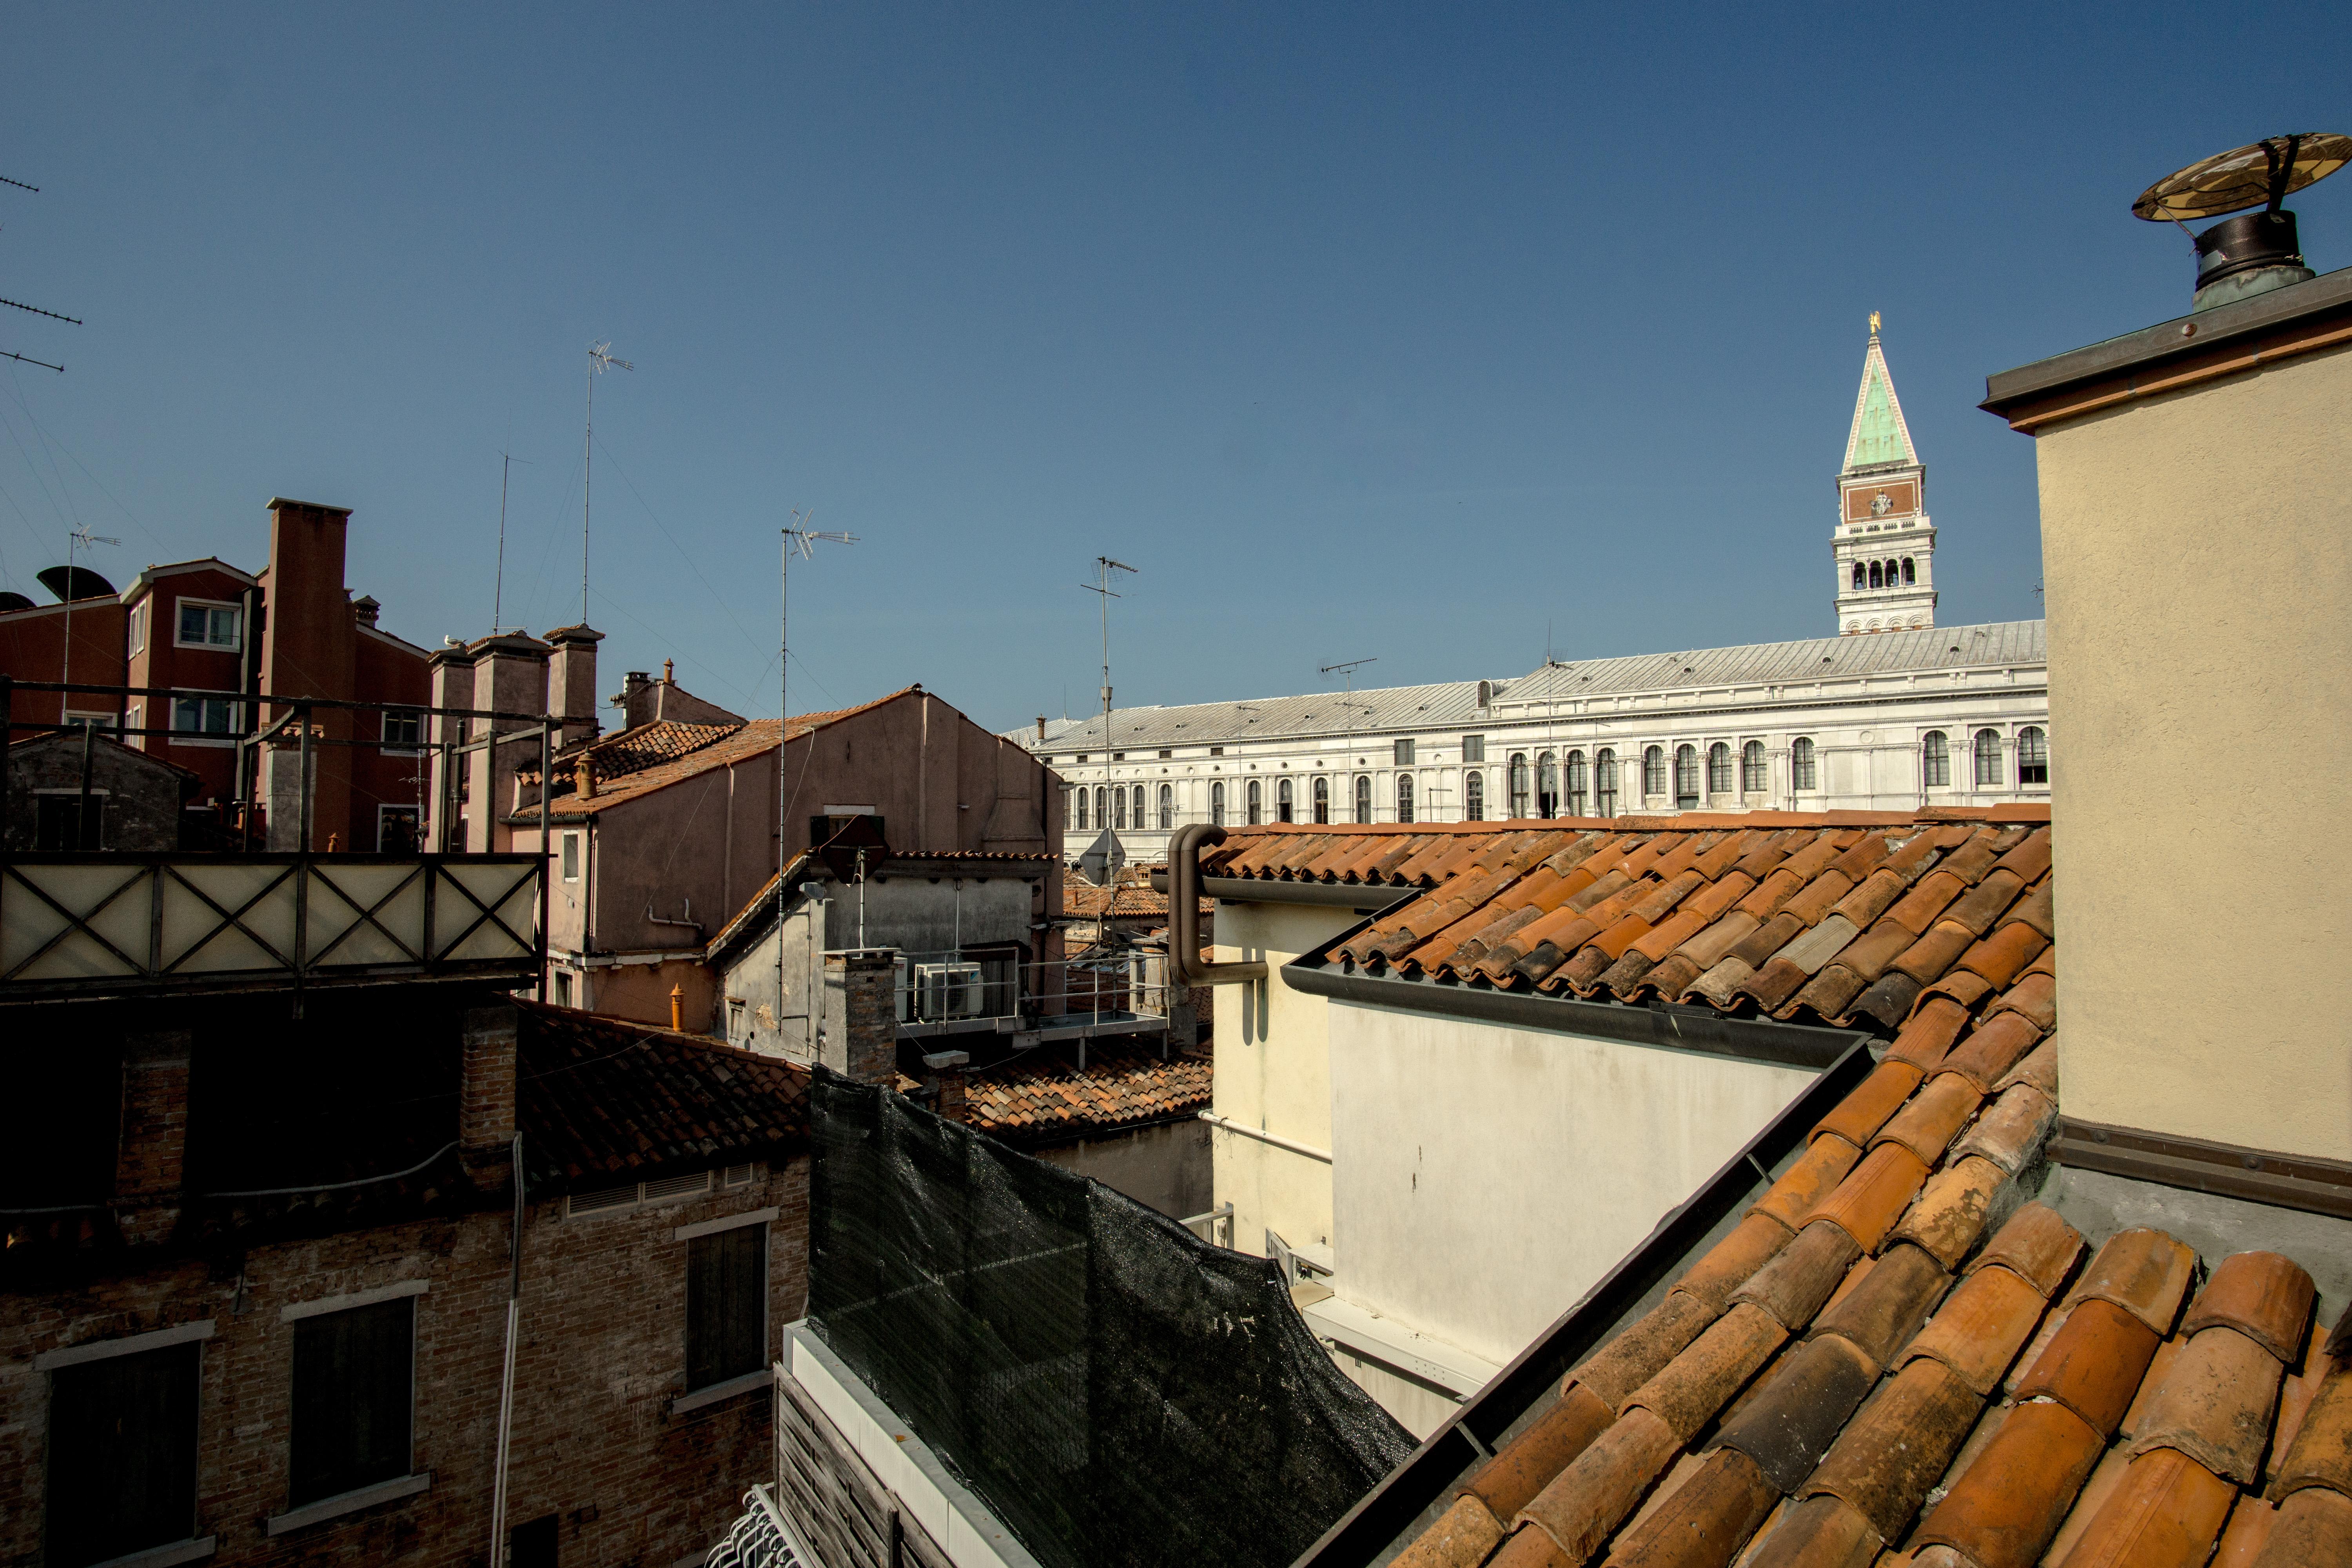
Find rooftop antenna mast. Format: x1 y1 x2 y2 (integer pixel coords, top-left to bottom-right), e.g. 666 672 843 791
1081 557 1138 811
1320 657 1377 809
2 173 80 372
492 452 532 635
780 513 858 1037
582 341 632 623
59 523 120 724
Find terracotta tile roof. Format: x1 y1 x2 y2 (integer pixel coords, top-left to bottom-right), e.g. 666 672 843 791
1373 811 2352 1568
962 1046 1210 1142
515 1002 811 1189
1065 884 1213 920
580 717 742 781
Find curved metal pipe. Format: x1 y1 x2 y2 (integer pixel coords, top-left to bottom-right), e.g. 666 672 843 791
1168 824 1267 987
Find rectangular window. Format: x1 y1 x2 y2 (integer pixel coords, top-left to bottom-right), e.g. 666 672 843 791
1208 746 1223 757
171 694 240 739
552 971 573 1008
36 794 103 851
62 710 117 733
1158 749 1172 759
289 1298 414 1508
175 599 242 650
128 601 147 655
381 709 424 753
686 1222 768 1392
45 1341 201 1568
1461 735 1485 764
377 806 420 854
1393 738 1415 766
125 703 143 742
561 833 581 882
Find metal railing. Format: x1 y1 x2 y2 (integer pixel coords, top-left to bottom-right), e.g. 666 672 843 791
886 947 1182 1034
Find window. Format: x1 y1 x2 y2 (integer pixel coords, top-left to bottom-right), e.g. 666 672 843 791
290 1297 415 1507
1209 746 1224 757
2017 726 2048 786
1464 771 1483 820
1902 557 1916 585
1462 734 1486 764
1246 779 1261 826
1595 749 1618 817
561 832 581 881
553 971 573 1008
1157 784 1173 829
128 601 147 655
1851 563 1866 590
1093 787 1107 830
1564 750 1588 816
175 599 241 650
1922 731 1950 788
1393 738 1415 766
1354 775 1371 824
686 1222 768 1392
1074 789 1088 831
1791 737 1818 791
1114 788 1128 830
35 794 103 851
1868 561 1883 589
1210 782 1225 827
1642 746 1666 798
1741 739 1767 793
1395 774 1414 824
1707 742 1731 795
382 709 423 753
1536 752 1558 818
1508 753 1530 818
727 998 746 1040
1277 778 1294 824
170 693 239 740
1674 745 1699 808
1312 775 1329 824
44 1339 201 1568
1158 749 1172 759
1131 785 1144 828
1974 729 2003 787
378 806 420 854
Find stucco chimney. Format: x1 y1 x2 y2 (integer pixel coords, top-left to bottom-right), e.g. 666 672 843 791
113 1030 191 1246
426 644 477 853
823 949 898 1086
352 594 381 629
466 634 550 853
459 1002 517 1191
618 670 654 731
260 497 358 850
546 624 603 750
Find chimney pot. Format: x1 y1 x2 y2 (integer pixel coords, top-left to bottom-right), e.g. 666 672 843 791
459 1002 518 1191
575 758 596 799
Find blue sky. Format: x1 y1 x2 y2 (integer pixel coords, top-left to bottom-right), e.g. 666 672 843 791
2 4 2345 732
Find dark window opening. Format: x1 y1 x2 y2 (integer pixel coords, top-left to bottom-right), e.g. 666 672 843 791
687 1223 768 1391
1536 751 1558 819
1564 750 1588 817
45 1341 200 1568
2017 726 2049 786
1673 744 1699 810
1595 749 1618 817
290 1298 415 1507
1312 776 1329 824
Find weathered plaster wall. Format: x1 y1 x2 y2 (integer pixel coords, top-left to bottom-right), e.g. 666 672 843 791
1033 1118 1212 1220
2032 339 2352 1159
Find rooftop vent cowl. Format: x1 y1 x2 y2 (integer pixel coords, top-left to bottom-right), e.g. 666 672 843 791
2191 210 2311 311
2132 133 2348 312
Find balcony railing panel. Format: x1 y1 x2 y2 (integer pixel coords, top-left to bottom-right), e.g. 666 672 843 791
0 853 543 999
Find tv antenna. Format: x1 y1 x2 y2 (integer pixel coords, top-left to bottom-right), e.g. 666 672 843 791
581 341 632 622
58 523 120 724
1320 657 1377 768
779 512 857 1032
1080 557 1138 793
3 175 82 372
491 452 533 635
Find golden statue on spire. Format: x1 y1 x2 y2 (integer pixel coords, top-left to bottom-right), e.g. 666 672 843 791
1869 310 1882 337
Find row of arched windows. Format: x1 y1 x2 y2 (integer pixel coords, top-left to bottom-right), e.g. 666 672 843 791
1071 783 1174 832
1203 772 1413 826
1923 727 2048 789
1852 557 1917 591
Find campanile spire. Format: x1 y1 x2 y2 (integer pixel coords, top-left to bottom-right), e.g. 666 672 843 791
1833 316 1937 634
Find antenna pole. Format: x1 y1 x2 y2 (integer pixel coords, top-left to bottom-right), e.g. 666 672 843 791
583 342 632 624
778 516 858 1051
494 454 511 635
1079 557 1137 847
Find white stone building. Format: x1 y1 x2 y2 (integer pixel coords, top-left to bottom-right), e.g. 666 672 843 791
1015 324 2049 862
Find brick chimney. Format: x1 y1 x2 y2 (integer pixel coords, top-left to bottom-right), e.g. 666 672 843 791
546 624 603 750
260 499 357 850
113 1030 191 1246
923 1049 969 1123
823 950 899 1085
459 1002 517 1191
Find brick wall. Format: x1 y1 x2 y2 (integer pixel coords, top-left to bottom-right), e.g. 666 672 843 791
0 1157 809 1567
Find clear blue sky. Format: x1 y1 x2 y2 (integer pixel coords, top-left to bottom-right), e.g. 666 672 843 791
3 4 2345 732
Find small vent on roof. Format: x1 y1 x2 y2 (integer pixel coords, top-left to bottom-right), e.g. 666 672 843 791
566 1183 637 1217
642 1170 713 1202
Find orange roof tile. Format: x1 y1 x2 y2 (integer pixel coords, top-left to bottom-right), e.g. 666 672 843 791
960 1046 1209 1141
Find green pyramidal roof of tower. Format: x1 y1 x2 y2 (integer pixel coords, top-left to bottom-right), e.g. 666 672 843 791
1842 342 1916 472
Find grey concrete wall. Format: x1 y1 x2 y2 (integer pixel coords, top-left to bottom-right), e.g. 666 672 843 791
819 876 1031 956
1034 1117 1212 1220
5 735 186 851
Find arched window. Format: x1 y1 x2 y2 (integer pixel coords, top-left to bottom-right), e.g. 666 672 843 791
1673 744 1699 808
1902 557 1916 585
1741 739 1766 793
1852 562 1866 590
1595 749 1618 816
2017 726 2048 786
1922 731 1950 788
1974 729 2003 787
1246 779 1262 824
1537 751 1558 818
1114 787 1129 829
1707 741 1731 794
1464 771 1485 821
1312 775 1330 823
1508 753 1530 818
1158 783 1173 830
1791 737 1817 791
1564 750 1588 816
1094 786 1108 826
1277 778 1294 824
1132 785 1145 828
1396 773 1415 824
1210 781 1226 826
1354 774 1372 824
1075 788 1088 831
1868 561 1884 589
1642 746 1666 798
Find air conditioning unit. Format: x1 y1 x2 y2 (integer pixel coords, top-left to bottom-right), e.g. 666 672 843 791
915 962 985 1021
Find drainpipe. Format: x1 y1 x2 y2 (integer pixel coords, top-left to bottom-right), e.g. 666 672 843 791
488 1132 524 1566
1166 825 1267 987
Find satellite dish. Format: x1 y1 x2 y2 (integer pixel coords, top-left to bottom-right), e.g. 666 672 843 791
0 591 35 612
2133 133 2351 221
36 564 118 603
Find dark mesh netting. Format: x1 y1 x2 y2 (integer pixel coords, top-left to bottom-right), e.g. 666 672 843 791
808 1069 1415 1568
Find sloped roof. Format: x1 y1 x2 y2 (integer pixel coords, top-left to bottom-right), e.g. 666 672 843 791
1065 884 1212 921
1023 676 1501 754
1843 327 1919 473
963 1046 1211 1143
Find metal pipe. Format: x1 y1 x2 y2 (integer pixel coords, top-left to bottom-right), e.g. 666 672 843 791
1198 1110 1332 1164
1166 824 1266 987
76 715 96 849
488 1131 525 1568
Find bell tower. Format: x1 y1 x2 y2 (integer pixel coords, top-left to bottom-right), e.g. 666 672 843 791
1833 314 1937 634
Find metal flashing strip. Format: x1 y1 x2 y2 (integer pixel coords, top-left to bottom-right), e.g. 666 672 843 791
2049 1116 2352 1220
1287 1036 1875 1568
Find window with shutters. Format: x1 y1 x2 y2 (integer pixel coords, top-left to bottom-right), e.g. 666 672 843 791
1131 785 1144 827
2016 726 2048 786
1464 771 1483 820
1210 782 1225 826
1508 753 1530 818
1393 738 1414 766
1312 776 1329 824
1461 734 1486 763
1707 742 1731 795
1075 789 1088 831
686 1223 768 1392
1791 737 1818 791
1158 784 1173 829
1974 729 2003 787
1565 750 1587 816
1595 750 1618 817
1922 731 1950 788
45 1341 201 1567
290 1298 416 1506
1395 773 1414 824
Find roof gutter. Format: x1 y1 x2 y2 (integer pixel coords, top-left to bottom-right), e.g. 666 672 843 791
1165 825 1268 987
1287 1030 1875 1568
